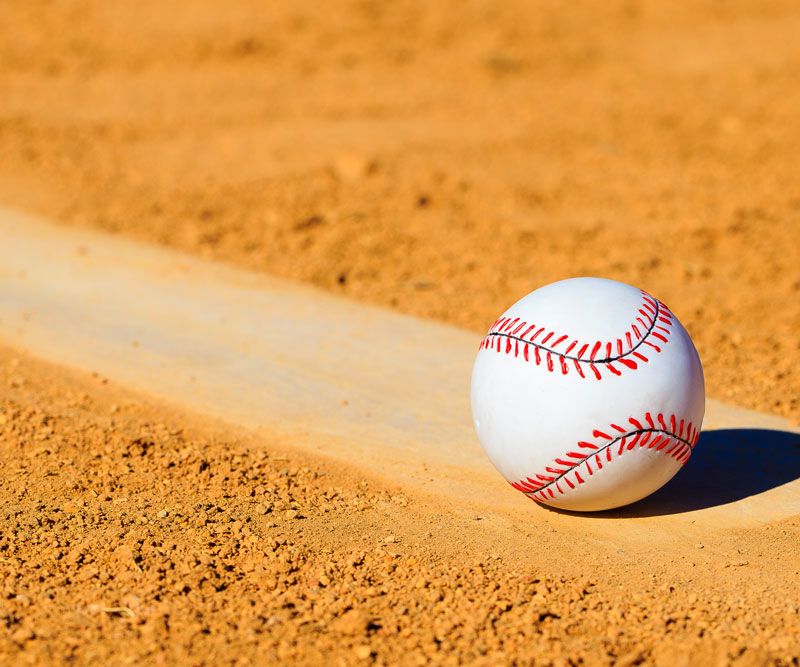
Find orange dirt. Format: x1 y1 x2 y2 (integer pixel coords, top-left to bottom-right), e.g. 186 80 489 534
2 346 800 665
1 1 800 664
1 0 799 422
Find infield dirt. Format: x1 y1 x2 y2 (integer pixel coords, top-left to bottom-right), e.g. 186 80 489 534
1 1 800 664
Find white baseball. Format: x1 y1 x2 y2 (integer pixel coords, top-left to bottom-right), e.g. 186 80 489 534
470 277 705 512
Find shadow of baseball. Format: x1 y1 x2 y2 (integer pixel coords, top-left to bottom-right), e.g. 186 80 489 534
551 428 800 518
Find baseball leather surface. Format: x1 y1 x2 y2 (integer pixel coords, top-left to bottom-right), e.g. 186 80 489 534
470 277 705 511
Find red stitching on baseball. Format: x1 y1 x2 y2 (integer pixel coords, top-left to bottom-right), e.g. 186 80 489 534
508 411 698 502
480 290 672 380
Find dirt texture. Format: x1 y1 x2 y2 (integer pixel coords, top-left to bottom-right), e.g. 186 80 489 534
1 1 800 665
1 347 800 666
0 0 799 422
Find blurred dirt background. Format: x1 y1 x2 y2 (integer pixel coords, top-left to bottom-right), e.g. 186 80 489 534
1 0 800 664
2 0 800 421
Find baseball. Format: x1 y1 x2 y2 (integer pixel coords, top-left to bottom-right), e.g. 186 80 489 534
470 277 705 512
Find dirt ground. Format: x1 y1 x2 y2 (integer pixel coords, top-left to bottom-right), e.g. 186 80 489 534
1 0 800 664
2 0 800 422
2 347 800 666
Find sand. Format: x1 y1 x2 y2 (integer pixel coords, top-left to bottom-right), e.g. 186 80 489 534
1 1 800 664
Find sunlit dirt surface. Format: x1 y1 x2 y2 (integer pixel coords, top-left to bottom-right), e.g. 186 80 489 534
1 0 799 422
1 347 799 665
1 1 800 664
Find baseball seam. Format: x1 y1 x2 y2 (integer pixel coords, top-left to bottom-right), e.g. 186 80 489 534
478 290 672 379
509 412 700 503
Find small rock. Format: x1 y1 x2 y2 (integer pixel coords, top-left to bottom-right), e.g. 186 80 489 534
616 650 644 667
354 645 372 660
335 609 368 636
285 510 299 520
157 510 168 519
12 627 35 643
